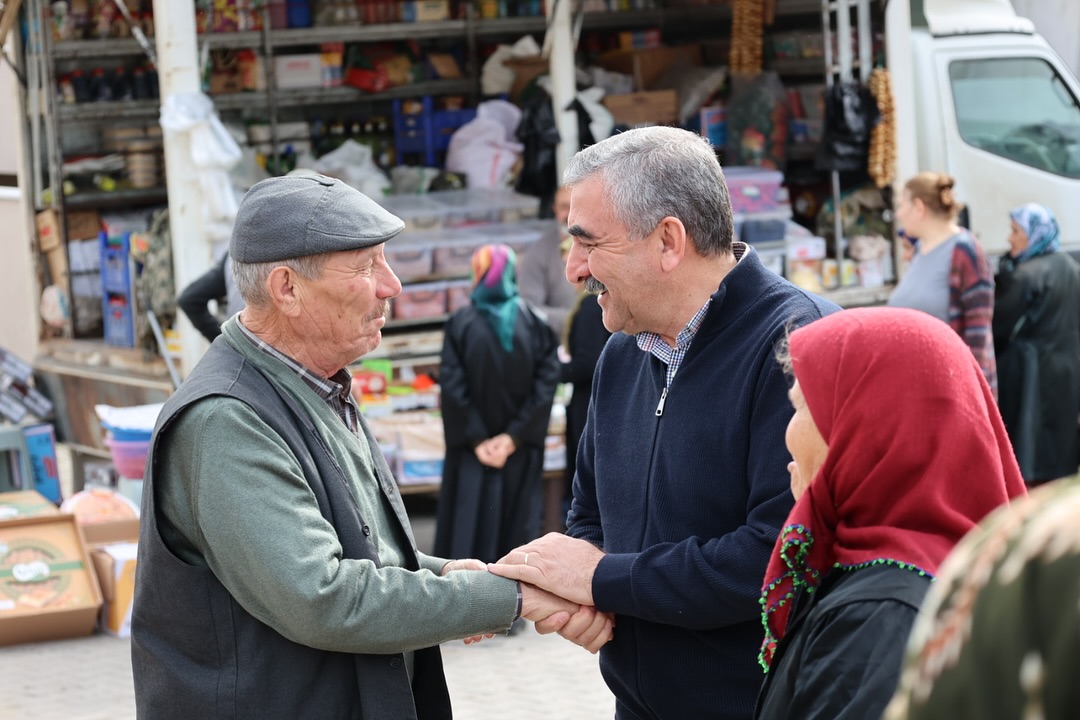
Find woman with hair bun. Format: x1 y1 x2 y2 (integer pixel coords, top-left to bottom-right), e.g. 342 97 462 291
888 172 997 397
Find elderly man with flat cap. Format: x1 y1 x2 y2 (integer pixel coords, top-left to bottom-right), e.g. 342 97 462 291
130 175 611 720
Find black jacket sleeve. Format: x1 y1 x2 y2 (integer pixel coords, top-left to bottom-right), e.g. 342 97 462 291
177 254 229 342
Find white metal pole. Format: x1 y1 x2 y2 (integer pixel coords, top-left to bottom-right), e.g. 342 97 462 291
548 0 578 182
885 0 917 279
153 0 209 380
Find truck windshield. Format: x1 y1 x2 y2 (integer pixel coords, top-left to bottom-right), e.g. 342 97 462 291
949 57 1080 179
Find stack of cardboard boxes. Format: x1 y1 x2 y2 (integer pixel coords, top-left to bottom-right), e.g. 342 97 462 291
0 488 138 646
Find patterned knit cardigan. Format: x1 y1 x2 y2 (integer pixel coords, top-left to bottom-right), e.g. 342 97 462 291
948 230 997 399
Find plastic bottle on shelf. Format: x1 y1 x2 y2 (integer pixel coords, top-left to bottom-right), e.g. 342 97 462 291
112 66 133 101
70 68 89 102
132 66 150 100
90 67 112 102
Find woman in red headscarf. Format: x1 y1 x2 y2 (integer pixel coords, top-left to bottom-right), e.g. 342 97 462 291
754 307 1026 720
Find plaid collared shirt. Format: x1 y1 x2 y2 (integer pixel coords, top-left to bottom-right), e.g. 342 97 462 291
236 319 360 435
635 242 747 388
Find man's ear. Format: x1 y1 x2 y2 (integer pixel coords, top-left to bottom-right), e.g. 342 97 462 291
266 266 302 317
657 216 687 273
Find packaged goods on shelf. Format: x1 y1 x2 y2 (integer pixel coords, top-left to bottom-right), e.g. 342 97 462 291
384 233 436 282
368 411 445 486
752 240 785 278
427 189 502 228
274 53 323 89
725 166 787 214
445 279 471 313
376 194 447 232
401 0 451 22
431 233 483 276
467 222 544 257
392 280 448 320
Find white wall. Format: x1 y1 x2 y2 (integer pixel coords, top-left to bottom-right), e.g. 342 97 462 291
1013 0 1080 79
0 44 18 176
0 42 41 362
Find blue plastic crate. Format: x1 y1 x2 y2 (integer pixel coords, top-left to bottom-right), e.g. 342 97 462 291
102 292 135 348
393 97 476 167
100 232 133 295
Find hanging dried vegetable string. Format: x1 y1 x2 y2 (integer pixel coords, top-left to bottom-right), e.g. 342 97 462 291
730 0 766 74
867 67 896 188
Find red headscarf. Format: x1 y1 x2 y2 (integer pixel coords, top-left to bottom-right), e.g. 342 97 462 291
758 307 1025 669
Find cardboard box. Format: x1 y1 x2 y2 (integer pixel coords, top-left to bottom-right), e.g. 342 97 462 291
35 209 100 251
503 56 548 101
79 517 140 545
0 491 59 521
36 210 63 253
603 90 678 127
66 211 101 242
595 45 703 92
274 54 323 89
89 542 137 637
60 488 141 545
0 514 103 646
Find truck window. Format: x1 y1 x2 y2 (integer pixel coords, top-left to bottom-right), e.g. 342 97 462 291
948 57 1080 179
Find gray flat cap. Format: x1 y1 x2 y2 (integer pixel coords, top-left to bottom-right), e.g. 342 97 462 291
230 174 404 263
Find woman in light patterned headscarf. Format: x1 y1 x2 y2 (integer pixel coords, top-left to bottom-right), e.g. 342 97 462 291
993 203 1080 485
884 476 1080 720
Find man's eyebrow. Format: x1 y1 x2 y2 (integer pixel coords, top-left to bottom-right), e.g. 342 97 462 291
567 225 593 239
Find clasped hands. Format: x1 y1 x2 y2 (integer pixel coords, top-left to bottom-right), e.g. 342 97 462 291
494 533 614 653
474 433 516 468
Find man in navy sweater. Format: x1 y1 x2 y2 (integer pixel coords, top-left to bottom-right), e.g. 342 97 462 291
490 127 840 719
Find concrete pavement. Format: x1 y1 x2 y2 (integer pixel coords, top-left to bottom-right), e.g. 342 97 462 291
0 621 615 720
0 449 615 719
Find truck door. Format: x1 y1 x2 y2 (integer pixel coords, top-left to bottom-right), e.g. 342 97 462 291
932 42 1080 256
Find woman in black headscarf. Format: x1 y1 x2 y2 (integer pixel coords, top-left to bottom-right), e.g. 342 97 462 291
435 244 560 564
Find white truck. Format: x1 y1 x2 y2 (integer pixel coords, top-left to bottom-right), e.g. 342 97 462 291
885 0 1079 257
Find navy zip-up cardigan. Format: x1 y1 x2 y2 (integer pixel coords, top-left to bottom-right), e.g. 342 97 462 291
567 248 839 720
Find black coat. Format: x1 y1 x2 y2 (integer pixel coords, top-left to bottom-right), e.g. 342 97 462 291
755 565 931 720
559 293 611 499
435 300 560 562
993 252 1080 483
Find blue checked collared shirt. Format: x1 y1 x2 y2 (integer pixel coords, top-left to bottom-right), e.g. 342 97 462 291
236 318 360 436
636 242 747 389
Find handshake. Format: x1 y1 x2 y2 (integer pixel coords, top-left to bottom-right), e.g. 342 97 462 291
443 533 614 653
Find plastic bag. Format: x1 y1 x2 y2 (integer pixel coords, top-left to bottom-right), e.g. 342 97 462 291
310 139 391 198
445 100 524 189
160 92 243 223
481 44 517 96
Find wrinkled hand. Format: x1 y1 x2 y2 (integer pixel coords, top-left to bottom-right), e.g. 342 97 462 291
441 559 497 645
519 582 578 630
440 558 487 574
536 604 615 654
488 532 604 606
